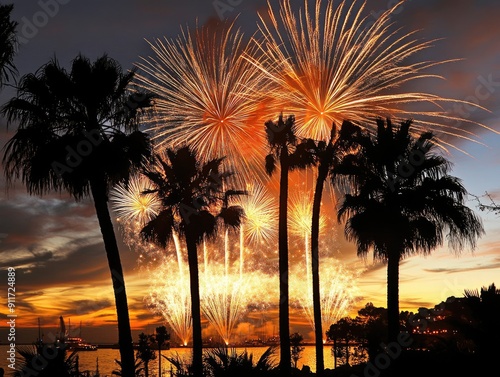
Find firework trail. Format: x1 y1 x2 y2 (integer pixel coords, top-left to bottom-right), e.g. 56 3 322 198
147 260 192 346
136 21 270 186
200 271 247 345
248 0 493 149
289 192 326 285
291 259 359 341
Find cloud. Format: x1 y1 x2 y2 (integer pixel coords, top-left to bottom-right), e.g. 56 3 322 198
63 299 113 316
399 298 435 311
423 261 500 274
0 248 55 269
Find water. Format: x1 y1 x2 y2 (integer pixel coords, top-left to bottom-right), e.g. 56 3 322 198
0 345 335 376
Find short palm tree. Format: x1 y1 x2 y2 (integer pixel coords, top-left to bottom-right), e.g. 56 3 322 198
2 54 154 377
14 345 78 377
0 3 17 87
136 332 156 377
334 118 484 342
155 325 170 377
140 146 245 377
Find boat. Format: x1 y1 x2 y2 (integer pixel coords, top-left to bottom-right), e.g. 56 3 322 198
65 336 98 351
59 316 98 351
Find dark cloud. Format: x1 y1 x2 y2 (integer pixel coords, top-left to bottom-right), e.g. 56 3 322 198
63 299 113 316
9 240 137 292
0 248 55 269
423 261 500 274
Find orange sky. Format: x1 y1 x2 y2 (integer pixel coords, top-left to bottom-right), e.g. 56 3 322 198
1 0 500 345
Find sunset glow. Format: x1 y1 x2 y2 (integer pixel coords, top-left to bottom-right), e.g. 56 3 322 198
2 0 500 356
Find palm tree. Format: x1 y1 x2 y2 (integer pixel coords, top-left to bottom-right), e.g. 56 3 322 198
112 358 145 377
140 146 244 377
300 121 360 375
0 3 17 88
14 344 79 377
463 283 500 358
155 326 170 377
136 332 156 377
2 55 154 377
333 118 484 342
265 114 313 375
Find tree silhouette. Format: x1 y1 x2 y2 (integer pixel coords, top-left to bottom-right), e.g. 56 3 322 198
136 332 156 377
290 332 305 368
296 120 360 375
2 54 154 377
0 4 17 88
140 146 244 377
155 326 170 377
264 114 312 375
334 118 484 342
463 283 500 359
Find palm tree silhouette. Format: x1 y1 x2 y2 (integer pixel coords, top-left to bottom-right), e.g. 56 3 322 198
140 146 244 377
155 326 169 377
2 55 154 377
463 283 500 359
334 118 484 342
265 114 313 375
0 4 17 88
298 121 360 375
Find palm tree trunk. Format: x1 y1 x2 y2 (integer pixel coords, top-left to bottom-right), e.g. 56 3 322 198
387 251 400 343
90 180 135 377
345 336 349 366
333 338 337 369
158 342 162 377
185 230 203 377
278 148 291 375
311 165 328 376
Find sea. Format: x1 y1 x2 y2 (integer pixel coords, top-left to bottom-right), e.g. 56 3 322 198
0 345 336 376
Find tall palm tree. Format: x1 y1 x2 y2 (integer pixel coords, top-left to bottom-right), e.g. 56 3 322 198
333 118 484 342
300 121 360 375
2 55 154 377
140 146 244 377
264 114 312 374
0 3 17 88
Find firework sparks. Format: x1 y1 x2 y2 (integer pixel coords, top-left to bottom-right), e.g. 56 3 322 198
110 175 161 225
136 21 270 186
200 272 247 345
238 183 278 246
292 259 359 341
289 192 327 284
248 0 493 147
148 263 192 346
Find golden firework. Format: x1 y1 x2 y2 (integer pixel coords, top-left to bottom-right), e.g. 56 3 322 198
136 21 270 186
248 0 493 149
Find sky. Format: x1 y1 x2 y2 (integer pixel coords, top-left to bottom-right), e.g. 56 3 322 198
1 0 500 346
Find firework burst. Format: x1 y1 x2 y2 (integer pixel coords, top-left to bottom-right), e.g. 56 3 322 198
238 183 278 246
136 21 270 185
110 175 161 225
248 0 493 148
